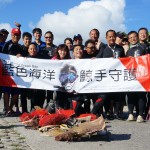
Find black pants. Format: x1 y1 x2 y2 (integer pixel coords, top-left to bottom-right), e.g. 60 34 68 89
91 93 107 116
30 89 46 110
46 90 53 103
74 94 91 116
127 92 146 116
56 91 70 110
104 92 124 115
20 88 32 113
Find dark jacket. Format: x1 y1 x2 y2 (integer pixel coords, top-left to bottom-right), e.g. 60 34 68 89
126 43 146 57
41 44 57 59
2 40 22 56
96 42 107 58
97 44 125 58
83 50 99 59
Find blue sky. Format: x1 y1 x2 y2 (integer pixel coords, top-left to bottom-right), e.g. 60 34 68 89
0 0 150 44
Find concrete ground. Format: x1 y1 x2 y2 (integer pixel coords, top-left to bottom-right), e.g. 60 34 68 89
0 97 150 150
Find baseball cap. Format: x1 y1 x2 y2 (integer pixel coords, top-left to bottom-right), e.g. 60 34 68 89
11 28 21 35
73 34 82 40
0 29 9 34
116 32 124 39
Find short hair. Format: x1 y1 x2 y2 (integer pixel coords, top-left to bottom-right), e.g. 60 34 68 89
90 28 100 38
44 31 54 39
138 27 148 35
29 43 37 49
127 31 138 38
64 37 73 45
84 39 95 47
73 44 84 52
106 29 116 37
22 32 32 39
32 28 42 34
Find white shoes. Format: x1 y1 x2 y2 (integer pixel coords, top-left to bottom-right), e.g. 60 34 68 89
127 114 144 122
127 114 135 121
136 115 144 123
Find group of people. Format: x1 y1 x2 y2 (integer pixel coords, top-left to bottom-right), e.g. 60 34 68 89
0 22 150 123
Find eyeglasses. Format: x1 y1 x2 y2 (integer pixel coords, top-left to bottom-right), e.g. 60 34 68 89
45 36 52 39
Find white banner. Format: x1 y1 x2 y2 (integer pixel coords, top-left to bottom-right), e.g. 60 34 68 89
0 53 148 93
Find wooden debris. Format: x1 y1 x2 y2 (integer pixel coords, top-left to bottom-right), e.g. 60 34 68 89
55 116 106 141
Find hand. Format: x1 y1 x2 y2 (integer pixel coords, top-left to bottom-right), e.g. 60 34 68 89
95 39 101 50
14 22 21 28
16 54 22 58
91 57 96 59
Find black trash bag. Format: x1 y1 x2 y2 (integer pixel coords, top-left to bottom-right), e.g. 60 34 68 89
44 101 56 113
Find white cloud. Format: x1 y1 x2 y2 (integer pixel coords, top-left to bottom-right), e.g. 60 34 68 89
0 0 14 3
35 0 126 45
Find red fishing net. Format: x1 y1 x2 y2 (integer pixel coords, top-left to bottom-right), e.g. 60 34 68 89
19 109 49 122
56 109 75 118
39 114 67 127
77 113 97 121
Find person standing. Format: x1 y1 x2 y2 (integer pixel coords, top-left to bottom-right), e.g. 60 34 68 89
126 31 147 122
89 28 107 57
42 31 57 104
0 29 9 47
73 34 83 46
41 31 57 59
52 44 71 109
83 39 99 58
2 27 22 116
19 32 32 113
32 28 46 52
27 43 48 111
64 37 74 59
21 32 32 56
97 29 125 119
0 29 9 101
138 27 150 54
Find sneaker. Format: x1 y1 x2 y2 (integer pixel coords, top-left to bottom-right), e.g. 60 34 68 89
127 114 134 121
136 115 144 123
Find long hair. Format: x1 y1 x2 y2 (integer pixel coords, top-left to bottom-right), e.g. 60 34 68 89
54 44 71 59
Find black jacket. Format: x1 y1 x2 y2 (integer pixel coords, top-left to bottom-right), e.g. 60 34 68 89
126 43 146 57
2 40 22 56
97 44 125 58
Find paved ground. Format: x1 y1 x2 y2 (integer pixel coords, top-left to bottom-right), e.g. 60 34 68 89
0 98 150 150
